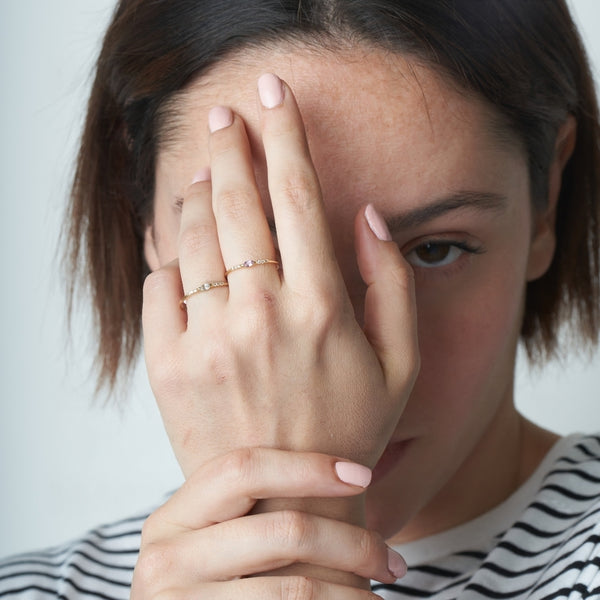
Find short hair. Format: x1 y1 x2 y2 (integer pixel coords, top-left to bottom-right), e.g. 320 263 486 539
65 0 600 391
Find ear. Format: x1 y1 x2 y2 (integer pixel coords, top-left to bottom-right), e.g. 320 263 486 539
144 223 161 272
526 116 577 281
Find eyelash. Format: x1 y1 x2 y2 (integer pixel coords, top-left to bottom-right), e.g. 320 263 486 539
404 239 485 270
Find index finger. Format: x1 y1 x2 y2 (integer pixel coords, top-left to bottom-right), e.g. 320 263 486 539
257 73 341 291
144 448 371 540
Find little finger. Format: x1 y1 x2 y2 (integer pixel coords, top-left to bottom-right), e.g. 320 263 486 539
143 260 186 363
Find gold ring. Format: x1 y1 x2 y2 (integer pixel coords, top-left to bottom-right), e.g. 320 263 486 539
180 281 228 308
225 259 280 278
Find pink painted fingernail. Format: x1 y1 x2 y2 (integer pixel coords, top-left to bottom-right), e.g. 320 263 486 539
191 167 211 184
258 73 284 109
387 548 407 579
209 106 233 132
365 204 392 242
335 462 372 488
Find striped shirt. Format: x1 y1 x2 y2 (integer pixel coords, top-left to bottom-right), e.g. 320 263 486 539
379 434 600 599
1 434 599 599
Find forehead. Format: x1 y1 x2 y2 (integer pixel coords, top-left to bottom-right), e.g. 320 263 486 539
157 46 520 212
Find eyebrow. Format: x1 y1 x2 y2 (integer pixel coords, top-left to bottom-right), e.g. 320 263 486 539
226 190 507 236
386 190 508 231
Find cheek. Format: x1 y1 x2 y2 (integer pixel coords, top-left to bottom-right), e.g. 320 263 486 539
410 261 526 428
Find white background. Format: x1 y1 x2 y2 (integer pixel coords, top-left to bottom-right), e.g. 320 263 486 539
0 1 599 557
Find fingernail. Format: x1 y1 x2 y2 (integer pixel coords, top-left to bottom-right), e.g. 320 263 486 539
335 462 372 488
191 167 211 184
387 547 407 579
209 106 233 132
258 73 284 109
365 204 392 242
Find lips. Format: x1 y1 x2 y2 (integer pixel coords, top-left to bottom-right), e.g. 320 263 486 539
372 439 412 484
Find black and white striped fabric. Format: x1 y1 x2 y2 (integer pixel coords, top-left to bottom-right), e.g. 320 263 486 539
1 434 598 599
0 513 143 600
379 434 600 599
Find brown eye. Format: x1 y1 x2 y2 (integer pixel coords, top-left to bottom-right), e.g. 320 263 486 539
415 243 452 264
405 240 480 269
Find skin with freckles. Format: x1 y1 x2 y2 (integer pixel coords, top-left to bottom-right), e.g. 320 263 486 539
145 46 565 547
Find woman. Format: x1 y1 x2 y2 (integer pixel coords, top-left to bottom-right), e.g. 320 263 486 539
1 1 599 598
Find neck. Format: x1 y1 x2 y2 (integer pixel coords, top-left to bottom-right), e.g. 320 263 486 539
388 409 558 545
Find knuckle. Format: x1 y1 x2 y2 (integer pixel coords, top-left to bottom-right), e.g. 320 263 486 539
140 510 162 545
216 187 257 221
310 296 337 330
279 171 320 215
150 352 183 394
135 542 174 591
178 223 215 258
292 291 337 337
240 288 280 329
275 510 311 551
143 268 174 298
280 576 316 600
389 350 420 400
390 260 415 294
218 447 256 484
189 337 233 386
355 529 381 570
210 133 240 160
206 353 233 387
253 287 279 309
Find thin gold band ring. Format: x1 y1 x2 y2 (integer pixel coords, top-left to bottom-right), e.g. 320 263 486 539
180 281 229 308
225 258 280 278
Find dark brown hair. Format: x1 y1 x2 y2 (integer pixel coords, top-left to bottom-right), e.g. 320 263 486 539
65 0 600 392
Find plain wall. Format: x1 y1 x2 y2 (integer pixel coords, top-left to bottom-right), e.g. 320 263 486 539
0 0 599 557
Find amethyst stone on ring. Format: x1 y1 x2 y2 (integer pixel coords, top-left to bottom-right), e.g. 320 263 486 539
225 257 280 277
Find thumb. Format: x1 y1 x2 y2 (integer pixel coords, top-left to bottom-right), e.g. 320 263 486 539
354 204 419 395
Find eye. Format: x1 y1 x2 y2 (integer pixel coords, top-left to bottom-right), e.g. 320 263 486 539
405 241 481 269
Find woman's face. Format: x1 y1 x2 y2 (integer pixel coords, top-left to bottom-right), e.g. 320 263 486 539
147 47 557 540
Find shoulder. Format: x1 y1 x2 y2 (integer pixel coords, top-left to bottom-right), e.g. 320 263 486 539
0 510 148 599
540 433 600 511
498 434 600 597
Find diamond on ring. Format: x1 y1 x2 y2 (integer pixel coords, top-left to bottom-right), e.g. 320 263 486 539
180 280 229 308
